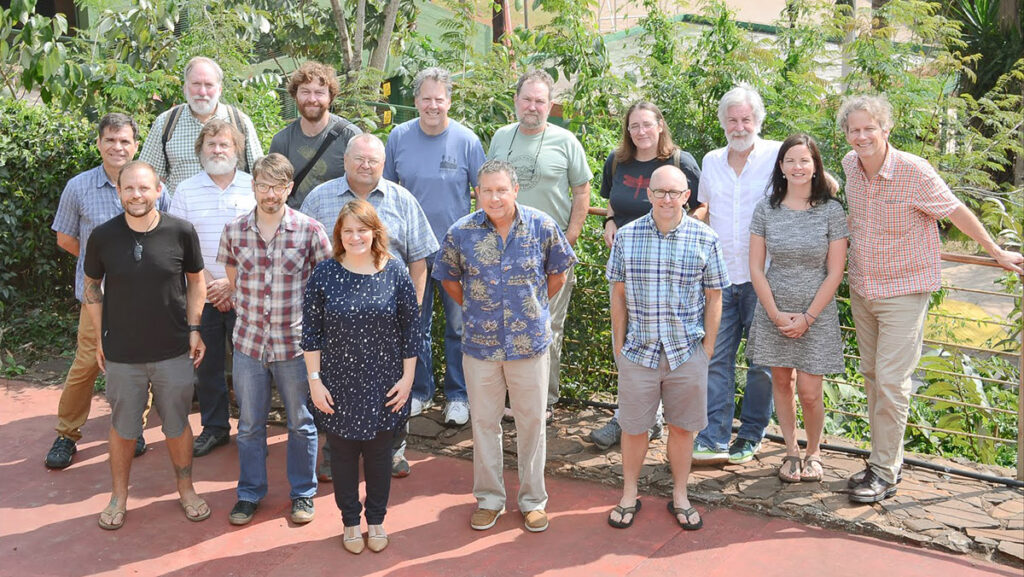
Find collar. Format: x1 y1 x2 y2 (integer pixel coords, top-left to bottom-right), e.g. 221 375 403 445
93 164 118 189
196 169 251 191
473 203 524 231
338 176 388 200
642 212 687 237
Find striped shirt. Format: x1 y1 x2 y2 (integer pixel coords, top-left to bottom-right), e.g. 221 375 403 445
139 104 263 196
843 146 960 300
607 213 730 370
300 176 439 265
697 137 781 285
168 170 255 281
217 207 332 362
51 164 169 302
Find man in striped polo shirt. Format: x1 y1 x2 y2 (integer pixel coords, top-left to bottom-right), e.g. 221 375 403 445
169 119 256 458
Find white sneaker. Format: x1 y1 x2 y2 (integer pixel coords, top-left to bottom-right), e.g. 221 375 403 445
443 401 470 426
410 397 434 417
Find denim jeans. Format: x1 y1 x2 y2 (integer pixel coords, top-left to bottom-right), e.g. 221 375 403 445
694 282 773 451
412 259 467 404
196 304 235 435
233 349 317 502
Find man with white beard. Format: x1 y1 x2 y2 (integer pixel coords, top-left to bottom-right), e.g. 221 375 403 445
140 56 263 195
169 119 256 458
690 85 779 467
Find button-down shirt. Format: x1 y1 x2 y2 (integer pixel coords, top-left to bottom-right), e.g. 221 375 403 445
217 207 332 362
168 170 255 281
300 176 439 265
51 164 169 302
432 205 577 361
843 146 960 300
139 104 263 196
697 137 781 284
607 213 730 370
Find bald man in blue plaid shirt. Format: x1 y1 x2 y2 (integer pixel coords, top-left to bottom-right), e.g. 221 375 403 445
606 165 729 531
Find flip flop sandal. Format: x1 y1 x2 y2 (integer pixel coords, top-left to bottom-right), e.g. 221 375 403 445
779 455 802 483
98 507 126 530
667 501 703 531
181 498 211 522
801 456 823 482
607 499 642 529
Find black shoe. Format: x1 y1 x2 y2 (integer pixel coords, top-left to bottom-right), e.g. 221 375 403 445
45 437 77 469
229 500 259 525
848 468 897 503
290 497 315 524
134 436 147 457
847 466 902 488
193 429 229 457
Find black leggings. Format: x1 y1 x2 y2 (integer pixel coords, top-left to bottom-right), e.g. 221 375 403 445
327 429 396 527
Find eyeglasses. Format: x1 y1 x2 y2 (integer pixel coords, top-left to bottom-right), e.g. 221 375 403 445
351 156 382 168
254 182 290 194
649 188 688 199
628 121 659 133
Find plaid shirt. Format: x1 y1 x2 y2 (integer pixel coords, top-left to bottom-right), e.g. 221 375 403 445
607 213 730 370
139 103 263 196
843 146 960 300
51 165 169 301
218 206 332 362
432 205 577 361
300 176 439 264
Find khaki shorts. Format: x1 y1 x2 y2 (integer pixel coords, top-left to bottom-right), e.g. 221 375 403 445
616 347 709 435
106 353 194 440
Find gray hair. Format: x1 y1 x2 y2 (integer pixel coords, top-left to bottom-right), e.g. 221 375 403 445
837 94 894 133
717 84 766 131
184 56 224 84
344 133 386 157
478 159 518 188
98 112 139 141
413 67 453 98
515 70 555 99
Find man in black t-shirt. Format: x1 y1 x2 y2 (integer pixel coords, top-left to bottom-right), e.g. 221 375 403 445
83 161 210 531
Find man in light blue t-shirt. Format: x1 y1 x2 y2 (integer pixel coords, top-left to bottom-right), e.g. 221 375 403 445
384 67 486 429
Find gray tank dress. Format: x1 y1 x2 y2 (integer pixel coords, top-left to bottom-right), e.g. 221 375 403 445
746 198 848 375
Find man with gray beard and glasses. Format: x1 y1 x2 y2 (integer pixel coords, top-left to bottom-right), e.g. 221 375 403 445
169 119 256 458
140 56 263 195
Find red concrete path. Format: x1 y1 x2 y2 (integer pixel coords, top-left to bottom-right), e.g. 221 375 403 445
0 380 1013 577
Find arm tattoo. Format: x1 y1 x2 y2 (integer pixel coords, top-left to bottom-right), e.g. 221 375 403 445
84 277 104 304
174 464 193 480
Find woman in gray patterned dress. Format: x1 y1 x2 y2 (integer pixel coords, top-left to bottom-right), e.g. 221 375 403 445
747 134 848 483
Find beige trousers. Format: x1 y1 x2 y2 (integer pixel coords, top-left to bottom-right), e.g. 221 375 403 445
546 266 575 407
55 306 102 441
850 290 930 484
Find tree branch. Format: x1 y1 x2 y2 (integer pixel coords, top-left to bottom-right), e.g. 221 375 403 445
368 0 401 71
328 0 353 73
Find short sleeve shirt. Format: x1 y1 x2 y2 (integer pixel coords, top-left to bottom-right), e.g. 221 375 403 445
432 205 577 361
698 138 782 284
299 177 439 265
217 207 333 361
269 114 362 208
599 150 702 228
607 213 730 370
843 146 960 299
488 123 594 230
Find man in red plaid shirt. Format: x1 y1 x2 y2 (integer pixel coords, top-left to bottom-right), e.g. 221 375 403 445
839 95 1023 503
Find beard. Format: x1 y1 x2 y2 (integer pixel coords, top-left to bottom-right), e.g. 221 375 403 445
300 102 327 122
202 154 238 176
726 131 756 152
187 92 219 117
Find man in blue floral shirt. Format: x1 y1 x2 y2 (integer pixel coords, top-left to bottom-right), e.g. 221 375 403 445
433 159 576 534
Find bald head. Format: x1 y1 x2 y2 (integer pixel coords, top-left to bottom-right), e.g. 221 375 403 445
649 165 688 192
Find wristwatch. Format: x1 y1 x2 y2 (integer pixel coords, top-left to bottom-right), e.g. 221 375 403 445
308 371 321 381
188 325 201 332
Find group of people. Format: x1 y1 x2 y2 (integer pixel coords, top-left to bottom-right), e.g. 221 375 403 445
45 54 1022 550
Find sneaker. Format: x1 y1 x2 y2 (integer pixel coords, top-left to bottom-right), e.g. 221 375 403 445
847 466 902 488
410 397 434 417
648 420 663 441
391 454 410 478
523 509 549 532
317 459 333 482
545 407 554 423
443 401 470 426
692 442 729 465
134 436 147 457
848 468 898 503
229 500 258 525
728 438 761 464
589 418 622 450
192 429 229 457
470 507 504 530
502 406 515 423
290 497 315 524
45 437 77 469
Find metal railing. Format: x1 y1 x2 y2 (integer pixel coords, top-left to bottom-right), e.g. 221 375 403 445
581 207 1024 481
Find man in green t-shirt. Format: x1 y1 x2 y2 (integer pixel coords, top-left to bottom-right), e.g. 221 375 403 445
488 70 593 420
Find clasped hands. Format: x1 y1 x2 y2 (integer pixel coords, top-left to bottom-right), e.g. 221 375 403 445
773 311 811 339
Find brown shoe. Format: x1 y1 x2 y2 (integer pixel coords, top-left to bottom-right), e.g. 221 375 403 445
367 524 389 552
470 507 504 530
342 525 365 554
523 509 549 532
